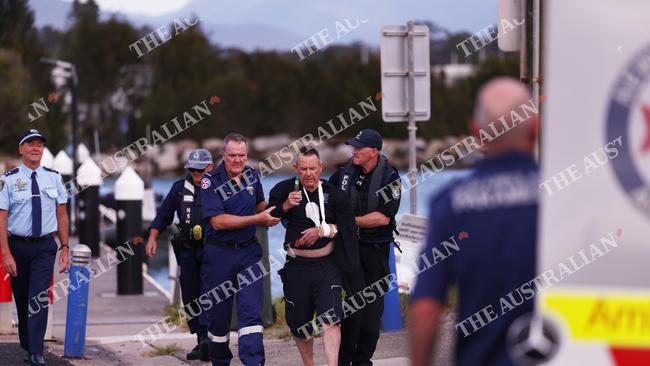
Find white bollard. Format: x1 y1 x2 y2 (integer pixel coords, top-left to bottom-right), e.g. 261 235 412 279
41 147 55 169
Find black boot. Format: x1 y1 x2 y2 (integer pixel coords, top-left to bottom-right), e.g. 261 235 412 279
186 343 202 360
199 331 210 361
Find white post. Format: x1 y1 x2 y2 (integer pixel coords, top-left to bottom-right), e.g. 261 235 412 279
53 151 74 234
168 241 181 305
41 148 54 169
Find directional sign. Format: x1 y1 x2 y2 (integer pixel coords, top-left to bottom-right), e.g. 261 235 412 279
394 214 428 290
380 24 431 122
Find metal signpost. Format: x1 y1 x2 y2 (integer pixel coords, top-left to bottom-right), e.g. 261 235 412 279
380 21 430 214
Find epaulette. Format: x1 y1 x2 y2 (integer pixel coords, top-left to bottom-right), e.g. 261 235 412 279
3 168 18 176
204 172 212 177
43 167 60 174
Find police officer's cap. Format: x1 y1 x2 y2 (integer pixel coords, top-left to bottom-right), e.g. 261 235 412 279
184 148 213 170
346 129 383 150
19 129 46 146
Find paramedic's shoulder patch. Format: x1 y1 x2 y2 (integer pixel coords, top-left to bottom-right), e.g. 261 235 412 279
201 177 211 189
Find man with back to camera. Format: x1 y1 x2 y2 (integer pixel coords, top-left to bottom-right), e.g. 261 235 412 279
0 129 70 366
409 77 539 366
145 148 214 361
328 128 402 366
268 148 359 366
200 133 280 366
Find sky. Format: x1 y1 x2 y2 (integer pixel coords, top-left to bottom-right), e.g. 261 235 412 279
65 0 194 16
49 0 499 51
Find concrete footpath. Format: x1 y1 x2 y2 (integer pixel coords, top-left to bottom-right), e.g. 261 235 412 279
0 244 454 365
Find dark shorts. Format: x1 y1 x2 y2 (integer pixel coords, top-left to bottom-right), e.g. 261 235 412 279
279 255 343 338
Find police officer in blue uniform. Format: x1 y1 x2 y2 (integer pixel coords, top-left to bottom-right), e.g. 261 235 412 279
0 129 70 366
409 78 539 366
200 133 280 366
146 148 214 361
329 129 401 366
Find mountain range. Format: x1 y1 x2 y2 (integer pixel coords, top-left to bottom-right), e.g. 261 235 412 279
29 0 497 51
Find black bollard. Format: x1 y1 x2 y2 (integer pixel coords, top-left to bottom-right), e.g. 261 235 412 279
77 159 102 258
115 166 144 295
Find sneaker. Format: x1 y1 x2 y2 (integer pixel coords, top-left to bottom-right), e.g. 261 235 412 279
29 354 45 366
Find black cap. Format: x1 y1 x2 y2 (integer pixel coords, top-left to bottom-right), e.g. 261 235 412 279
346 129 383 150
19 129 46 146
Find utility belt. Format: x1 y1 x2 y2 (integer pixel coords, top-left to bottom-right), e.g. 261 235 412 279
171 233 203 251
358 239 403 254
9 234 54 243
205 236 258 250
171 223 205 251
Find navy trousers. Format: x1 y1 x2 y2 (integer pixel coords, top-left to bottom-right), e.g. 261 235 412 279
202 242 265 366
9 236 56 354
339 242 391 366
174 246 208 340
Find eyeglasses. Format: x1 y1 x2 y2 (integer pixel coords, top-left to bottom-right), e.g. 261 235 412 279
188 168 206 173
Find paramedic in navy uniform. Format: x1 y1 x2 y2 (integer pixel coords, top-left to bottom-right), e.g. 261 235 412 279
146 148 214 361
409 77 540 366
200 133 280 366
0 129 70 366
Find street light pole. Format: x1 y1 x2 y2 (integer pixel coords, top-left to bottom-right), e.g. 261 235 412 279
40 58 80 235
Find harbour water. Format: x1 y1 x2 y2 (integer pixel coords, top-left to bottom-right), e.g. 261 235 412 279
101 169 471 298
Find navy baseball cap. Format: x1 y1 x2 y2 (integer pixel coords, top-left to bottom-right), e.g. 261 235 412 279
184 148 213 170
346 129 383 150
19 129 46 146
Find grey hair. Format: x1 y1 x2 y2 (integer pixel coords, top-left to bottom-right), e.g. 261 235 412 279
223 133 248 152
294 148 321 166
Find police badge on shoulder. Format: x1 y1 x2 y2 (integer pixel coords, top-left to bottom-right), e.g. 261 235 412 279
391 180 401 199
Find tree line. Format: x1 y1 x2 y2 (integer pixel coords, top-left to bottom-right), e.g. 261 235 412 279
0 0 518 156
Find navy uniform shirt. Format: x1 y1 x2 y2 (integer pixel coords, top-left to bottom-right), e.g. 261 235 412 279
329 165 401 243
200 163 264 243
149 175 202 233
0 164 68 237
411 151 538 366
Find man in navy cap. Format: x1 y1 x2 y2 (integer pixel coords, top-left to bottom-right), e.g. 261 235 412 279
0 129 70 366
409 77 539 366
146 148 214 361
200 133 280 366
329 129 402 366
